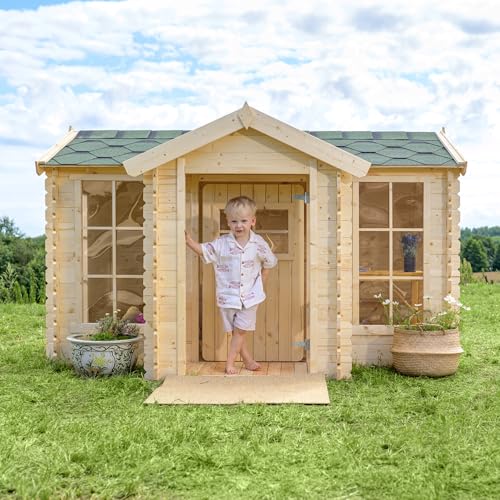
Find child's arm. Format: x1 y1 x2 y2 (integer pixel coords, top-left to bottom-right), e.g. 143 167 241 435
261 268 271 285
185 231 203 257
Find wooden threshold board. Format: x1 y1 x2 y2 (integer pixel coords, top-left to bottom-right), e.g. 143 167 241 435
186 361 308 376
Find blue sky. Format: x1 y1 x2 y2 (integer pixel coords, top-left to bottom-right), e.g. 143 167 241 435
0 0 499 236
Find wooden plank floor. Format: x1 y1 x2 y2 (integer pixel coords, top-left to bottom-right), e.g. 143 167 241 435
186 361 308 376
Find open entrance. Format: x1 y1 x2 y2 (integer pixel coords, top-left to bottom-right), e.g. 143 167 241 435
198 181 307 364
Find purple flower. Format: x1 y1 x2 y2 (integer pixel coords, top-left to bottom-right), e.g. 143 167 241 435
401 233 420 257
135 313 146 324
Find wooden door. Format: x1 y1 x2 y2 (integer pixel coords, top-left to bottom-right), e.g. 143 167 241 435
201 182 305 362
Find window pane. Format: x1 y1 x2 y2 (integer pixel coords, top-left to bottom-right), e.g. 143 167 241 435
360 183 389 228
88 278 113 322
116 231 144 275
394 232 423 273
117 278 144 316
83 181 112 227
255 210 288 230
393 281 423 323
393 183 423 228
256 232 288 254
359 232 389 274
116 181 144 227
87 230 112 274
360 281 389 325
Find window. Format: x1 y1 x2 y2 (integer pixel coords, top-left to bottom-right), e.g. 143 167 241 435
82 180 144 322
358 182 423 325
219 208 290 254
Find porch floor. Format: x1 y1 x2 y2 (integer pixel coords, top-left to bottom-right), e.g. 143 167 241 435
186 361 308 376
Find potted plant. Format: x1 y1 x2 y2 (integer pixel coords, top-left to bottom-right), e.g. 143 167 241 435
67 307 144 377
375 294 469 377
401 233 420 272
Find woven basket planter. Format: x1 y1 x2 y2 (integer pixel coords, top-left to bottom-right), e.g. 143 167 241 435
391 327 463 377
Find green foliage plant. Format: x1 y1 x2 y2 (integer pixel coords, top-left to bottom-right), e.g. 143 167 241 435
12 282 23 304
91 309 140 341
374 293 470 331
460 258 475 285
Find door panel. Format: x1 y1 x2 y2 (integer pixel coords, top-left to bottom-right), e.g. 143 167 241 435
201 183 305 362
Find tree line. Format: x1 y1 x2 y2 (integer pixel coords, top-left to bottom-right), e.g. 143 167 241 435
0 217 45 303
460 227 500 273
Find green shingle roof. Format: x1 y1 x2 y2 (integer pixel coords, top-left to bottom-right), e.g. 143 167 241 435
45 130 458 167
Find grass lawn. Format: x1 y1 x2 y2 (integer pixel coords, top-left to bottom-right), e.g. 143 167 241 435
1 283 499 499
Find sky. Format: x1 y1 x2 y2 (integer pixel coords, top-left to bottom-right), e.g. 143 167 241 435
0 0 499 237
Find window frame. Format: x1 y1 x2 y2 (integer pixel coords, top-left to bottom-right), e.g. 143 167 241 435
353 175 430 328
78 175 144 323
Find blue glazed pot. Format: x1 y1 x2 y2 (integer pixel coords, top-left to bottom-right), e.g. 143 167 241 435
67 334 141 376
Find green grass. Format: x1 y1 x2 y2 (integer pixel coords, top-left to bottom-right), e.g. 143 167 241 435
1 284 499 499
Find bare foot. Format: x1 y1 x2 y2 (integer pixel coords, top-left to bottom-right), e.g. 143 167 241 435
225 365 239 375
244 361 261 371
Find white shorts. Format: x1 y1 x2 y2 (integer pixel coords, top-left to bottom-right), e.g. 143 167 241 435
220 305 258 333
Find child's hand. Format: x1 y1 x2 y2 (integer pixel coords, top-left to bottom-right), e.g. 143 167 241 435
185 231 203 256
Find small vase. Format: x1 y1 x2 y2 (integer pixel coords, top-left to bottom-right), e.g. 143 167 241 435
404 254 416 272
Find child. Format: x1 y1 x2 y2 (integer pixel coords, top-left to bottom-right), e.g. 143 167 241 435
185 196 278 374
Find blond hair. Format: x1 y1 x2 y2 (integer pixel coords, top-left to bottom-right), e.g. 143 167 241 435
224 196 257 217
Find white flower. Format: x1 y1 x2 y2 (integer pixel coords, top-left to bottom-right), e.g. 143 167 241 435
443 294 458 305
382 299 391 305
374 293 382 299
463 306 471 311
392 301 399 306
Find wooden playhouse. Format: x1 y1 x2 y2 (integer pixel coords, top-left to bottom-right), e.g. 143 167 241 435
36 104 466 380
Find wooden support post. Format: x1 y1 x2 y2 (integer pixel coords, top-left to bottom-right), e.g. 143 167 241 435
176 158 187 375
152 169 159 379
45 169 58 358
308 160 318 373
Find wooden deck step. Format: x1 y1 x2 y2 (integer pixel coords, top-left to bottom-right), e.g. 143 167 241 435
145 374 329 405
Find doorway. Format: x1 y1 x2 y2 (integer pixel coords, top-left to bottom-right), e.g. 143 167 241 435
200 182 306 362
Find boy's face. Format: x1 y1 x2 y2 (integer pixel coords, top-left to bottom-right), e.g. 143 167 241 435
226 207 256 240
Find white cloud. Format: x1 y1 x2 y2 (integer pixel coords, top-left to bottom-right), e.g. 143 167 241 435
0 0 499 235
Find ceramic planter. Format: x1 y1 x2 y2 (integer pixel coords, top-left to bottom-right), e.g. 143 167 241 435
391 327 463 377
67 334 141 376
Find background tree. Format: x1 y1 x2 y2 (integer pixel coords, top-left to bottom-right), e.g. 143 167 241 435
493 242 500 271
461 238 489 272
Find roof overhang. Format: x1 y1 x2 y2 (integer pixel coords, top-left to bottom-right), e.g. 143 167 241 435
35 128 78 175
437 129 468 175
122 103 371 177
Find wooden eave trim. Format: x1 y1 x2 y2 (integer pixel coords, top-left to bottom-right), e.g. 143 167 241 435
437 130 467 175
42 165 128 173
368 164 464 173
123 103 371 178
35 129 78 175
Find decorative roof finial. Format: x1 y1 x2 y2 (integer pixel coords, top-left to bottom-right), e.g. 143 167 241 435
237 102 255 129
